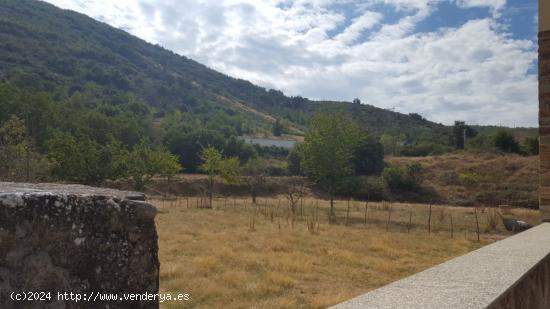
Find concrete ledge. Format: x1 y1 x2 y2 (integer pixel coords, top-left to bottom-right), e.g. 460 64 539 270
331 223 550 309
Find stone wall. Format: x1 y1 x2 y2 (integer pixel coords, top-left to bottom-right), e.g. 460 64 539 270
0 183 159 309
540 29 550 221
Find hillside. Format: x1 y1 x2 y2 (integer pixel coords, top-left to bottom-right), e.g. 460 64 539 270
0 0 448 137
387 153 538 208
0 0 540 186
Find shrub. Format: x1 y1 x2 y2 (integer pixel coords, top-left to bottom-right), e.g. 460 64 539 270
494 130 521 154
523 137 539 155
466 134 492 152
458 172 481 187
382 166 405 190
353 176 389 200
382 162 424 191
406 162 424 185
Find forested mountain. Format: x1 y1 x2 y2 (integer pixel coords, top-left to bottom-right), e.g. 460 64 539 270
0 0 448 134
0 0 535 185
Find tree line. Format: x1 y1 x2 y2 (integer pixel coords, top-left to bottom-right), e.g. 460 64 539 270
0 81 538 202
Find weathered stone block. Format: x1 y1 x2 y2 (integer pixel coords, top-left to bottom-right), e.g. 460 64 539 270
0 183 159 309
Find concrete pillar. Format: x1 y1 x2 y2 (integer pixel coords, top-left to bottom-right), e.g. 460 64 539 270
540 0 550 221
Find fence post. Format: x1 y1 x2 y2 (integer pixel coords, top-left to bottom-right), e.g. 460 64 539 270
428 204 432 234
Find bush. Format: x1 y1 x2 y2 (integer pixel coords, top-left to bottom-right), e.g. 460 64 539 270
354 176 389 200
458 172 481 187
406 162 424 185
382 162 424 191
466 134 492 152
382 166 405 190
494 130 521 154
523 137 539 155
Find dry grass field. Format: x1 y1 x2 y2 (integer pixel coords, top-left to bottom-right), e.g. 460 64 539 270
152 196 539 308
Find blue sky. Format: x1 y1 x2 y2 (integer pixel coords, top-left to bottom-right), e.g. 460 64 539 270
43 0 539 126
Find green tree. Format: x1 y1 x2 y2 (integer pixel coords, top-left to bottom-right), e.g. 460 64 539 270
523 136 539 155
494 130 521 153
47 132 115 185
0 115 50 181
116 141 182 190
199 146 240 208
18 92 57 151
380 133 405 156
164 128 225 173
300 111 363 222
287 143 304 175
353 136 384 175
272 119 284 136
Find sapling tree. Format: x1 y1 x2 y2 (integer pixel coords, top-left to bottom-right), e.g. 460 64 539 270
285 178 306 215
242 158 268 204
300 111 364 223
199 146 240 208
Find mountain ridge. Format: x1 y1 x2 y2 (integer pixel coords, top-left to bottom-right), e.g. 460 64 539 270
0 0 455 138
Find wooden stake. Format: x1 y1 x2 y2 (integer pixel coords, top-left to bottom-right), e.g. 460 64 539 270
428 204 432 234
300 198 304 219
407 210 412 233
386 204 392 232
450 214 454 239
474 207 480 242
346 199 351 226
364 202 368 225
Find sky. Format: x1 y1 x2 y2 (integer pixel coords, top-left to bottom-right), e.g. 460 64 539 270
42 0 538 126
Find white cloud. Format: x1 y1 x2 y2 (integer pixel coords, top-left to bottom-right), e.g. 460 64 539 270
454 0 506 13
334 11 383 44
42 0 537 126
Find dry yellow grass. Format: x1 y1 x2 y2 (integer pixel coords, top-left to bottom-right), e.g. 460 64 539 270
387 153 538 207
153 197 539 309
